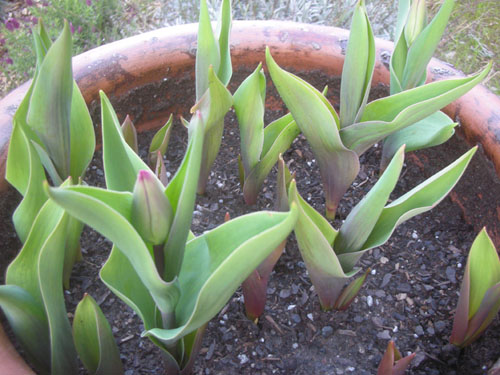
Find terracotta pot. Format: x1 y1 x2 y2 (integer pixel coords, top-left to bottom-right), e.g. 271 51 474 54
0 20 499 374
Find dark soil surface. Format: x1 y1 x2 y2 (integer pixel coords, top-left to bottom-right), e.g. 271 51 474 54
1 69 500 375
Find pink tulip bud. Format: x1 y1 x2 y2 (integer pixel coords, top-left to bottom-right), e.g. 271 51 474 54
131 170 173 245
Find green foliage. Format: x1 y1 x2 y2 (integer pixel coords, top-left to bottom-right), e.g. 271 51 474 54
73 294 123 375
381 0 458 171
233 64 300 205
450 228 500 347
46 86 297 371
0 0 123 94
195 0 233 194
287 146 476 310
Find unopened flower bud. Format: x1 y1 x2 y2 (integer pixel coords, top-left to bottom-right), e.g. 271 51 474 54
132 170 172 245
404 0 426 46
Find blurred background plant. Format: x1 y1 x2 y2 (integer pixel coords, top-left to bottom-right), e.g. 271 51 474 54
0 0 498 97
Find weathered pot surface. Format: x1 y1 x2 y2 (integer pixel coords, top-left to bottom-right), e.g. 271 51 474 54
0 21 499 374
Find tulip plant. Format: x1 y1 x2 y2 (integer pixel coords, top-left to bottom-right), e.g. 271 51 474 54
194 0 234 194
0 21 96 375
450 228 500 348
377 341 415 375
265 0 490 219
46 94 298 373
380 0 458 171
289 145 476 309
233 65 300 205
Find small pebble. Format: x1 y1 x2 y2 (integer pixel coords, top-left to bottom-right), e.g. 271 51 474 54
322 326 334 338
366 295 373 307
377 330 391 340
415 325 425 336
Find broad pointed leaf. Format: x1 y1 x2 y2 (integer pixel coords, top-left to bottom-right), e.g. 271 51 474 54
69 81 95 180
402 0 455 90
46 184 179 314
233 63 266 174
11 126 47 242
215 0 232 85
144 206 297 344
339 0 375 127
381 111 456 171
0 285 50 373
341 64 491 154
266 47 359 218
335 145 405 254
100 91 149 192
360 147 476 253
100 246 157 330
195 0 220 101
288 181 358 310
73 294 123 375
26 21 72 179
163 112 204 281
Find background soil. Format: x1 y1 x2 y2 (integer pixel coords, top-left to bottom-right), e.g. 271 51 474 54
1 69 500 374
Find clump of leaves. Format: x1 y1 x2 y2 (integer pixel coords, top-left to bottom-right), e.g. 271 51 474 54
265 1 490 219
0 21 95 374
380 0 458 171
46 78 297 373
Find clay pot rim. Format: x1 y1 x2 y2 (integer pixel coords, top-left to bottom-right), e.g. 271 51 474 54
1 20 500 193
0 20 499 374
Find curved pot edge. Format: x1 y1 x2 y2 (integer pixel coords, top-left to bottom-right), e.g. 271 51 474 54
0 20 499 192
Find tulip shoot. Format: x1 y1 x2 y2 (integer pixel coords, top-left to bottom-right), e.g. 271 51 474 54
73 294 124 375
234 64 300 204
377 341 415 375
450 229 500 347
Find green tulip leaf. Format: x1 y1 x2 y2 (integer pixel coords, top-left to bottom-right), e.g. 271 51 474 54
73 294 124 375
195 0 220 101
360 147 476 254
402 0 455 90
341 64 491 154
288 181 358 310
100 91 149 192
462 283 500 347
149 114 173 167
215 0 232 85
380 111 456 171
334 268 370 311
69 81 95 180
0 285 50 373
144 206 297 344
26 21 72 180
468 229 500 318
45 184 179 315
450 228 500 347
233 63 266 174
100 246 158 331
6 193 78 375
10 126 47 243
266 47 359 218
339 0 375 127
163 112 204 281
335 145 405 254
6 81 37 195
191 66 233 194
243 118 300 205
